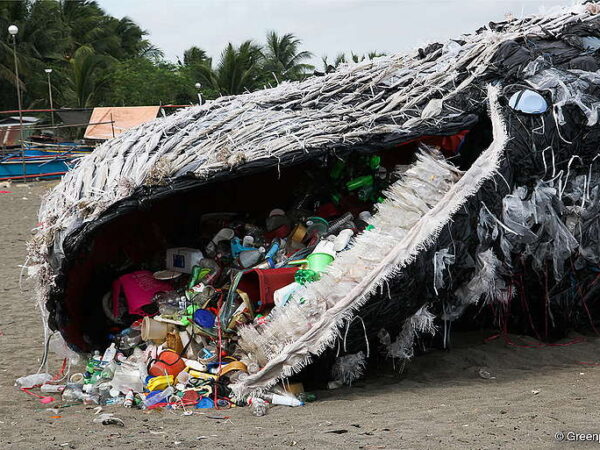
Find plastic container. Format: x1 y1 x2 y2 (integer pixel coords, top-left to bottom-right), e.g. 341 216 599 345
333 229 354 252
141 317 169 342
266 393 304 407
273 282 301 307
306 252 334 273
15 373 53 389
40 384 66 393
110 364 144 394
143 386 174 408
69 373 84 385
101 343 117 366
237 267 299 313
148 350 186 377
166 248 204 274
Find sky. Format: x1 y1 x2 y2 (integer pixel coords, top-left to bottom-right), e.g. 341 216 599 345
100 0 575 67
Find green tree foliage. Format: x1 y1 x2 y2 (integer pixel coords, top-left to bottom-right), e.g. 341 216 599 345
108 58 194 106
63 45 111 108
0 0 155 109
0 0 386 111
262 31 313 83
192 40 264 97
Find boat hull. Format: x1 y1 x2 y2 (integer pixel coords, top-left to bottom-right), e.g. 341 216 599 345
0 152 80 181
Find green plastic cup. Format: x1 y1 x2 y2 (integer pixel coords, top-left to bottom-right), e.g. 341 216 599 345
306 252 334 273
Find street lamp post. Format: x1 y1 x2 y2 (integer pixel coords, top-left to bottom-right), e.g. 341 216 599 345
45 68 54 127
8 24 26 180
195 82 202 105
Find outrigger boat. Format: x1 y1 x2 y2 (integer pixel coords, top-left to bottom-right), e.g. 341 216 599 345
0 146 88 181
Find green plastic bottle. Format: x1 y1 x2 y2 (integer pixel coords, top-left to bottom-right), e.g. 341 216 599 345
346 175 374 191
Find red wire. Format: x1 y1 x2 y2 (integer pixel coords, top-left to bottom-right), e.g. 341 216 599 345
213 292 224 410
52 358 67 381
20 388 46 399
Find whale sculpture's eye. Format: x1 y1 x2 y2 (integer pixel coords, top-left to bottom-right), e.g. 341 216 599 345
508 89 548 114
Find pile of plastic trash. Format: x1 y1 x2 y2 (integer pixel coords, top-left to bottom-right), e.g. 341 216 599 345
16 154 391 415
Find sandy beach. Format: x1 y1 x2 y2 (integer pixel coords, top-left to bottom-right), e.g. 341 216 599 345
1 181 599 449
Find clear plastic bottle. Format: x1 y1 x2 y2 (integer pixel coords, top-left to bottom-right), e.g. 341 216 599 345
101 343 117 366
62 383 84 402
264 393 304 407
142 386 174 408
15 373 53 389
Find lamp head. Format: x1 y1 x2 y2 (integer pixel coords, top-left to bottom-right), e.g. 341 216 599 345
8 25 18 36
45 68 53 74
195 82 202 89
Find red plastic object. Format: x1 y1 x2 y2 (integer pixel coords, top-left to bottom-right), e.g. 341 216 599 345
149 350 186 377
264 224 291 240
237 267 298 313
112 270 172 317
315 202 341 219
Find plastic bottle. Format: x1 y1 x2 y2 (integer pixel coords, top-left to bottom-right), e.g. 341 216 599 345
298 392 317 403
333 229 354 252
100 360 117 379
40 384 66 393
248 397 268 416
101 343 117 366
98 383 111 405
346 175 374 191
124 390 134 408
264 393 304 407
82 393 100 405
92 350 102 364
15 373 53 389
62 384 84 402
142 386 174 408
265 239 281 260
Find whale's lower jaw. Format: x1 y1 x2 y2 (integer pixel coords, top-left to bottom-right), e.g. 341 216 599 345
231 86 508 399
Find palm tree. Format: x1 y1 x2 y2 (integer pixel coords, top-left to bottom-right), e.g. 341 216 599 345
0 0 70 107
263 31 313 82
63 45 111 107
183 46 209 66
196 40 263 96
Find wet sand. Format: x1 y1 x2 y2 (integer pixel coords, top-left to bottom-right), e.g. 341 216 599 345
1 181 599 449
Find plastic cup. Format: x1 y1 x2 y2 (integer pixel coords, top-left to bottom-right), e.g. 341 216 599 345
211 228 235 244
141 317 169 343
239 249 263 268
306 253 334 273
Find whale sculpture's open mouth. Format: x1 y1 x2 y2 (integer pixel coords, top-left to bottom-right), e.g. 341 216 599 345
35 86 501 399
49 112 494 352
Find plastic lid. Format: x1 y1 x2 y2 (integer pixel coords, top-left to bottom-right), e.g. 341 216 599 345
508 90 548 114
